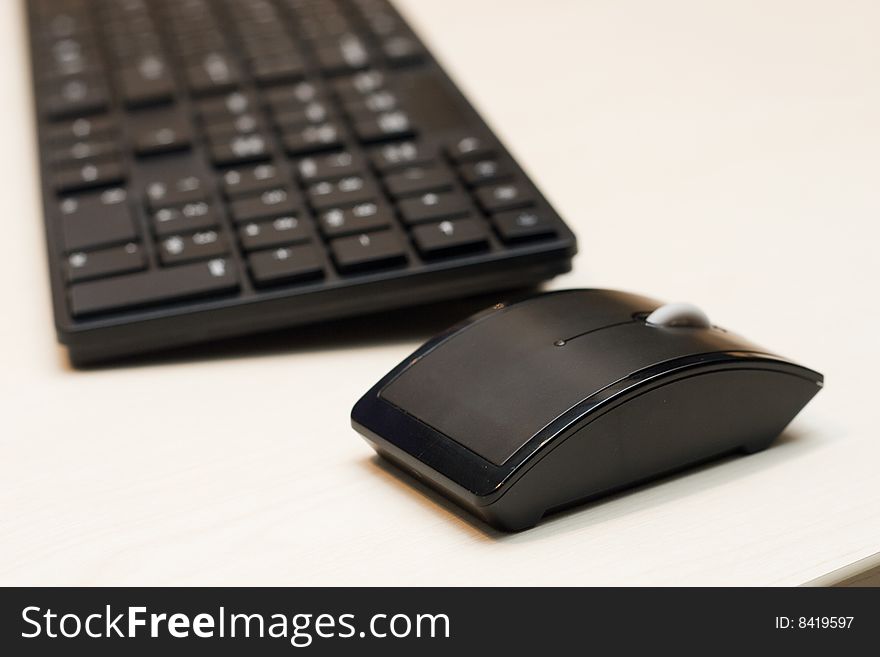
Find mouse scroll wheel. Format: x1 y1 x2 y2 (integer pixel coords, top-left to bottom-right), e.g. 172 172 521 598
645 303 711 328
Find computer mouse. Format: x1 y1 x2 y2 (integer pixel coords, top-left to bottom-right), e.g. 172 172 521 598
351 289 823 531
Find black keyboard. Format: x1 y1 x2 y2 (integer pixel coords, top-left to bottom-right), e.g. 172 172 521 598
28 0 577 365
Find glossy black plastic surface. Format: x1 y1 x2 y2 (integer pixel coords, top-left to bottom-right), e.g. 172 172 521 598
27 0 577 365
351 289 824 531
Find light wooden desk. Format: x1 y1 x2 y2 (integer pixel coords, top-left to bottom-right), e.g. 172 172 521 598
2 0 878 586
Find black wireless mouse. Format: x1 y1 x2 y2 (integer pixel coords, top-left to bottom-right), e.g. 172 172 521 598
351 289 823 531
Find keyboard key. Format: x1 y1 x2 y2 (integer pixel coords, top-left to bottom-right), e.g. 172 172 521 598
307 175 376 210
197 91 255 119
297 151 363 183
282 123 345 155
204 113 263 138
222 164 283 198
249 244 324 286
411 217 489 259
49 140 119 166
159 230 230 265
65 242 146 283
266 82 320 108
383 165 454 198
315 34 371 74
120 56 175 107
70 258 239 317
343 90 399 116
46 11 89 36
356 2 405 40
447 134 495 162
330 230 407 273
397 190 471 224
135 125 192 155
252 53 307 85
492 209 558 243
382 34 424 66
370 140 435 171
229 188 300 223
145 175 206 210
40 39 96 77
475 182 533 212
131 111 192 155
58 187 136 251
209 132 271 165
333 70 385 99
44 75 108 119
45 115 116 143
273 102 334 129
187 52 241 95
318 201 392 237
239 215 310 251
151 201 218 236
54 160 125 193
353 111 414 143
458 159 512 186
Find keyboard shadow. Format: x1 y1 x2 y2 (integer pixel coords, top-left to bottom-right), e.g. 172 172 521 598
71 286 539 370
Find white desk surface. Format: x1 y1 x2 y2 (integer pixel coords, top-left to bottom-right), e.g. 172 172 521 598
2 0 879 586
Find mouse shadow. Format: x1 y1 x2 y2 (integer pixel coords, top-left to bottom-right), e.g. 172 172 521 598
68 287 540 371
361 426 823 542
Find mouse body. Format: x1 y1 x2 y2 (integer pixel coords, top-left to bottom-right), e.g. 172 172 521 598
351 289 823 531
